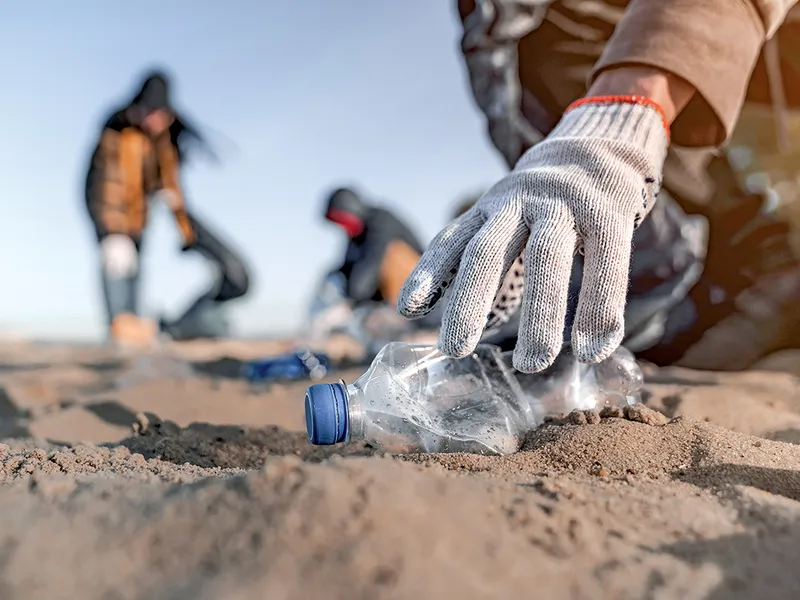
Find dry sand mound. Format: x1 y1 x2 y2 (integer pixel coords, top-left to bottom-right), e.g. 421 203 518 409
0 343 798 599
0 410 798 599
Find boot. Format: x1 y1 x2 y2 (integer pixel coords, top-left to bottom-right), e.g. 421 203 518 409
110 312 158 350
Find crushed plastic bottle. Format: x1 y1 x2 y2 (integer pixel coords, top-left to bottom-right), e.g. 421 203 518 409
304 342 643 456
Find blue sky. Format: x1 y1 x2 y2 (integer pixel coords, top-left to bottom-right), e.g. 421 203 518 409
0 1 507 340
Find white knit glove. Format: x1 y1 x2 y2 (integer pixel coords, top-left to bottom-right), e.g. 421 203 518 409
398 98 669 372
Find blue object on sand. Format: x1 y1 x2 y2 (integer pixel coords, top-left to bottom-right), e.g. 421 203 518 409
242 350 331 383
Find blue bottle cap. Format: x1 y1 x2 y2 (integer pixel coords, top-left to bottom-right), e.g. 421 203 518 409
305 382 349 445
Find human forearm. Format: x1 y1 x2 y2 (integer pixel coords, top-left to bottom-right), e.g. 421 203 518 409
154 136 195 247
588 67 695 125
590 0 786 147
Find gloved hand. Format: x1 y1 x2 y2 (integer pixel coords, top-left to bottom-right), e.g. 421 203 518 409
157 189 197 250
173 208 197 250
398 97 670 372
100 234 139 279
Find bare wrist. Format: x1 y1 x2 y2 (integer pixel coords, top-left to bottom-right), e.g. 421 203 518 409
588 67 695 124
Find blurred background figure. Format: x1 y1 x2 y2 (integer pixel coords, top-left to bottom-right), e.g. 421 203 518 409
304 186 435 357
324 186 422 308
2 3 503 343
84 69 251 348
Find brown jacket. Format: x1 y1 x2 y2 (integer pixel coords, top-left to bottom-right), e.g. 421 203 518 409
459 0 799 153
592 0 798 146
85 111 195 245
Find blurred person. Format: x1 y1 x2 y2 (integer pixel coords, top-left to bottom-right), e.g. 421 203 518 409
305 186 438 353
323 187 424 308
398 0 800 372
84 70 250 347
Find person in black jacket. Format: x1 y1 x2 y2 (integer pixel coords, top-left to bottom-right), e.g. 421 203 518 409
323 187 424 308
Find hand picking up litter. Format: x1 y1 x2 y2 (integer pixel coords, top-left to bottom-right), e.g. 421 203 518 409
398 95 669 372
400 0 800 373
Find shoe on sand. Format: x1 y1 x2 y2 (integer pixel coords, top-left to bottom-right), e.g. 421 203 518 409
110 313 158 350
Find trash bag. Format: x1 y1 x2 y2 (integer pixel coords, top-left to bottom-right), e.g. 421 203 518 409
160 211 251 341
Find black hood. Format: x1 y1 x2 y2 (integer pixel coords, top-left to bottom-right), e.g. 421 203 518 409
102 68 218 165
131 72 173 114
325 187 370 220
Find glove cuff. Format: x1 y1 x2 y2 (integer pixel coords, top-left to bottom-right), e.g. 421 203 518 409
549 95 670 162
566 96 669 136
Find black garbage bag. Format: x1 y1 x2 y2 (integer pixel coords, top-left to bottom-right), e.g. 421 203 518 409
160 211 251 340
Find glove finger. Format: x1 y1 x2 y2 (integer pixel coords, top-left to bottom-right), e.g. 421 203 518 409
438 207 528 357
572 218 635 363
512 212 577 373
397 209 484 319
484 254 525 334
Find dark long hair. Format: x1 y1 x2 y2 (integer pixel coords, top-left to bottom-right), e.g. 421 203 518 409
126 69 218 164
169 114 218 164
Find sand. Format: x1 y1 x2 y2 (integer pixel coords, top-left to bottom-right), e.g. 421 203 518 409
0 340 798 599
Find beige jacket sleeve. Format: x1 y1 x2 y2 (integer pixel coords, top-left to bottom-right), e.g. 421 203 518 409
591 0 798 147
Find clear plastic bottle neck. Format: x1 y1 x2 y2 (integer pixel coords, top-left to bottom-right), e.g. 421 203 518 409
343 382 366 443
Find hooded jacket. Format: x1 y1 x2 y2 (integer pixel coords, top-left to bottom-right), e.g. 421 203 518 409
84 72 200 246
326 188 424 305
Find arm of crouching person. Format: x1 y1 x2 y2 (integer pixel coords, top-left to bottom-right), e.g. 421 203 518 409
348 233 390 305
155 134 196 250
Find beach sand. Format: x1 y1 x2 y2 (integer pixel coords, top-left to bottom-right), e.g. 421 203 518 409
0 338 799 599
